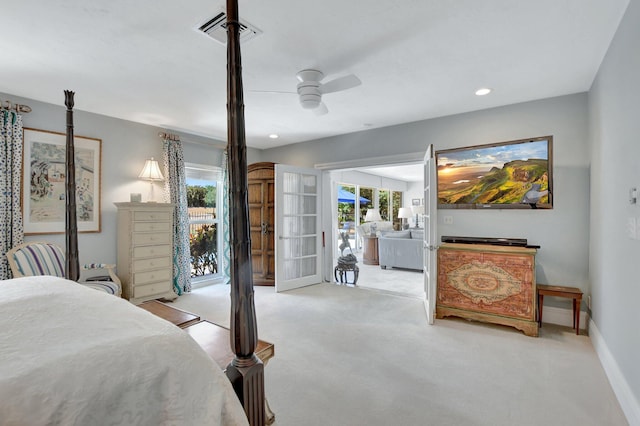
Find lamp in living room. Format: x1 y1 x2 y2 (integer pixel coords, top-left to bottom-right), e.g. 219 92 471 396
364 208 382 236
138 157 164 202
411 205 424 228
398 207 412 230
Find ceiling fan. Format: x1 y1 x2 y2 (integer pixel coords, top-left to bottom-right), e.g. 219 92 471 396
295 69 361 115
252 69 362 115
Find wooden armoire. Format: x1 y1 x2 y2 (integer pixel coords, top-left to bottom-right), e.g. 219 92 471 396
248 162 275 286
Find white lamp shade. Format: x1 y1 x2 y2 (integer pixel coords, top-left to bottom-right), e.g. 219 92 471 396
138 157 164 181
364 208 382 222
398 207 413 219
412 205 424 215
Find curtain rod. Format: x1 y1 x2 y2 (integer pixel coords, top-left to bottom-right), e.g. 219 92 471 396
159 131 227 150
0 99 31 113
158 131 180 141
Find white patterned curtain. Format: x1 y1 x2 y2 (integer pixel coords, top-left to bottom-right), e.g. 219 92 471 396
221 150 230 283
162 138 191 294
0 109 25 279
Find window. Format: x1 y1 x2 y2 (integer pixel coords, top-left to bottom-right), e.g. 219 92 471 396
185 163 224 284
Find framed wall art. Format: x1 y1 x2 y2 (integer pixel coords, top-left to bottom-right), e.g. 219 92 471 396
22 128 102 234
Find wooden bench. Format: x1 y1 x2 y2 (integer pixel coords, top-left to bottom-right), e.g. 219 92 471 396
537 284 583 335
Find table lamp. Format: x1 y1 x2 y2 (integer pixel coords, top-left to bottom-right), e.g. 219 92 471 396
138 157 164 202
364 208 382 236
398 207 412 230
411 205 424 228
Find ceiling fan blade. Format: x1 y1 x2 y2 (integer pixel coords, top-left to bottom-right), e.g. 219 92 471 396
320 74 361 94
249 90 297 95
313 102 329 116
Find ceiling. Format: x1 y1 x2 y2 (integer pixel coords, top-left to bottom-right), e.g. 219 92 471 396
358 164 423 183
0 1 629 150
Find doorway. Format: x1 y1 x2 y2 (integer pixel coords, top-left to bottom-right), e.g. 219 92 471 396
320 154 426 298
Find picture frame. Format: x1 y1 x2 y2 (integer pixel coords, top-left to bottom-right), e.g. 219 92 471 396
411 198 421 206
22 128 102 234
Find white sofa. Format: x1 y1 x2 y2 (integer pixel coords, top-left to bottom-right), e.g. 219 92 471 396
378 229 424 271
355 221 394 239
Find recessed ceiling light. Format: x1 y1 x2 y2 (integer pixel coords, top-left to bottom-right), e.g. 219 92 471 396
268 134 279 139
475 88 492 96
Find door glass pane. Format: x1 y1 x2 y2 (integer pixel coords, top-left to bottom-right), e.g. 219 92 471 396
284 259 299 280
282 172 300 192
302 216 316 234
302 195 316 214
283 217 301 236
300 257 316 276
302 175 317 193
302 236 316 256
186 165 222 280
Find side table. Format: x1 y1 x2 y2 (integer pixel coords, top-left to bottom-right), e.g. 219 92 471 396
363 236 379 265
537 284 583 335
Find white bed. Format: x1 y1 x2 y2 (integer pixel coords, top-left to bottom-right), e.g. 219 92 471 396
0 276 248 426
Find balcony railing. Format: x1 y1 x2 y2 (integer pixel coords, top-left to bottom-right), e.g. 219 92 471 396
188 207 217 277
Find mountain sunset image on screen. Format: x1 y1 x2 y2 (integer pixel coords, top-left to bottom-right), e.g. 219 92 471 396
436 137 552 209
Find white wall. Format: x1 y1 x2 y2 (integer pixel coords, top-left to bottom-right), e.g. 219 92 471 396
588 0 640 422
262 93 591 301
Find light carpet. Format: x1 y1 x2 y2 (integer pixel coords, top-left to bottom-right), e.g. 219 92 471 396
173 282 627 426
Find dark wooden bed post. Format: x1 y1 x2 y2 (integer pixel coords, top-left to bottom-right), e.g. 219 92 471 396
225 1 265 425
64 90 80 281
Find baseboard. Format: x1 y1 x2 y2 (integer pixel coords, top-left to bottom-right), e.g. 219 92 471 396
540 305 588 330
589 319 640 426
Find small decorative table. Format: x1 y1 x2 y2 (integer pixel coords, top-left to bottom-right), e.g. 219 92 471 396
334 263 359 285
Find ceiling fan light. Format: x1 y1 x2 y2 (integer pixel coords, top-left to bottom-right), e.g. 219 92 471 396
299 94 322 109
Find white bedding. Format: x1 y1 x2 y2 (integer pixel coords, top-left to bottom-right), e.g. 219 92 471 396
0 276 248 426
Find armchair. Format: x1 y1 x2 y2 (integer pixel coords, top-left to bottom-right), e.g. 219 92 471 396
6 242 122 296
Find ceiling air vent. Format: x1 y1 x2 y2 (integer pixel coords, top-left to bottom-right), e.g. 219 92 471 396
198 12 262 45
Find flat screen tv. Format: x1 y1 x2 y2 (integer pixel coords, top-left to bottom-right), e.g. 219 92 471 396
436 136 553 209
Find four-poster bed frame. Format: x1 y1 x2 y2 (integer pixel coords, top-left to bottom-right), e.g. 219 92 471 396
61 1 265 424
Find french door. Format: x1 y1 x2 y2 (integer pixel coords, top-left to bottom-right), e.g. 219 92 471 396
423 144 438 324
274 165 323 292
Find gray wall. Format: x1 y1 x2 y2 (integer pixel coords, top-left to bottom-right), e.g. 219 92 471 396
0 92 263 269
588 0 640 417
262 93 591 297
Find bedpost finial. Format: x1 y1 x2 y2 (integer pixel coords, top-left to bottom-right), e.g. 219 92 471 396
64 90 75 109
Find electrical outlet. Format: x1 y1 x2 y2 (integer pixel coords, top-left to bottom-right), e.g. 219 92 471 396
587 295 591 310
443 215 453 225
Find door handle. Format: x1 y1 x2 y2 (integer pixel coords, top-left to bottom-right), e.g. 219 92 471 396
424 242 439 251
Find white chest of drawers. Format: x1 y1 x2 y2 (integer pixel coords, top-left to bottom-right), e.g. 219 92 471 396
115 202 177 304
